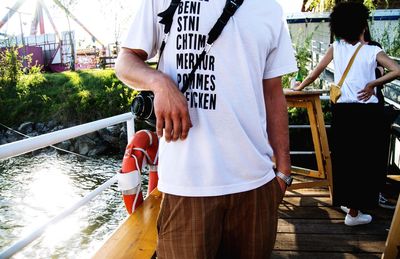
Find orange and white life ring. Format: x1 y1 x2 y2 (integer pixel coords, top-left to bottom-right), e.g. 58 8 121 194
117 130 159 214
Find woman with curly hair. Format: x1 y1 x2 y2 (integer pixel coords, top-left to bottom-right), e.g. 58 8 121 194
292 2 400 226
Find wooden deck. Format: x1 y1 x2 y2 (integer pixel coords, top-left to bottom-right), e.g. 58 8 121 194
274 187 397 259
93 181 399 259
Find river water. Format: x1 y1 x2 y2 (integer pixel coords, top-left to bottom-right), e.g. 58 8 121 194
0 151 147 259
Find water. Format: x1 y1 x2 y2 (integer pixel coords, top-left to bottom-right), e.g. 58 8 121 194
0 151 146 259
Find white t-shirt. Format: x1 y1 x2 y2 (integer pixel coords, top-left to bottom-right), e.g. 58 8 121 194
333 40 382 104
122 0 297 196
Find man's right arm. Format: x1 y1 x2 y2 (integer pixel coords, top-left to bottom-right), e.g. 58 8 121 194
115 48 192 142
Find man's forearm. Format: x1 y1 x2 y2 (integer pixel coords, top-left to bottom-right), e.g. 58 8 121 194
268 97 291 174
115 47 192 141
115 48 164 92
263 78 291 174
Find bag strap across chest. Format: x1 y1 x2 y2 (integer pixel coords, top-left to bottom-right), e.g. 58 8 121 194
157 0 244 93
337 44 363 87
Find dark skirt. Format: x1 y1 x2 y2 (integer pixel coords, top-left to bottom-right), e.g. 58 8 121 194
331 103 386 209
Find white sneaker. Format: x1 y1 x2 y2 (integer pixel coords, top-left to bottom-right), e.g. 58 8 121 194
379 193 396 210
344 212 372 226
340 206 349 214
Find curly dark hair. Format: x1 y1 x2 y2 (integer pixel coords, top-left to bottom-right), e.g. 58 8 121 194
330 2 370 42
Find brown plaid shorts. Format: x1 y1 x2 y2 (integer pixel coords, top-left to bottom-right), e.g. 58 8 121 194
156 178 283 259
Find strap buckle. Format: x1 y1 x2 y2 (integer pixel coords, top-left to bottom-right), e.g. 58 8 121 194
163 32 170 42
225 0 239 15
204 43 213 53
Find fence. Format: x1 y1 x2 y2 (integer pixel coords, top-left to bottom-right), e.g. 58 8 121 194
0 112 134 258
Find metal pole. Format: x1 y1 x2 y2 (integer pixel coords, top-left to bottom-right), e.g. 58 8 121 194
38 4 45 34
30 1 40 35
17 12 25 46
66 16 75 71
0 0 27 30
39 0 61 40
16 10 27 68
52 0 105 48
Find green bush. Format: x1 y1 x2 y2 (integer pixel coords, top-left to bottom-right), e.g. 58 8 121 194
1 58 331 129
0 47 23 96
0 69 137 127
377 19 400 57
0 47 44 125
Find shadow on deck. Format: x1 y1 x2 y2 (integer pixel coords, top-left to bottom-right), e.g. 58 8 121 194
273 183 399 259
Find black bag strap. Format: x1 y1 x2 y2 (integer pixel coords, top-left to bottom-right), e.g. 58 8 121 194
158 0 181 34
180 0 244 93
156 0 244 92
156 0 182 70
207 0 244 45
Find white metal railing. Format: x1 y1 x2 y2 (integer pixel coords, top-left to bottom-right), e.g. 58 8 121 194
0 112 134 258
0 112 134 160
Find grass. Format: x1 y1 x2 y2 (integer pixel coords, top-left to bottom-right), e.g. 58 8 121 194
0 69 137 127
0 66 328 129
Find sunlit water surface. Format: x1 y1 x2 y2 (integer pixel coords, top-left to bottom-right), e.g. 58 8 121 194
0 152 147 258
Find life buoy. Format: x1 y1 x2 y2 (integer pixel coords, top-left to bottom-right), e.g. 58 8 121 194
118 130 159 214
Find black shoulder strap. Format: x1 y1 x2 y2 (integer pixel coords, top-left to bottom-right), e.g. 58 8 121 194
158 0 181 34
207 0 244 45
156 0 181 69
157 0 244 93
181 0 244 93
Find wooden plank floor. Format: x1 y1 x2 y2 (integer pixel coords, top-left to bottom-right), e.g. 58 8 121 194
94 181 399 258
273 187 398 259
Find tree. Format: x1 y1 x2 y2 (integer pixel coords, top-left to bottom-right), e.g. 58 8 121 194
302 0 389 12
0 47 22 93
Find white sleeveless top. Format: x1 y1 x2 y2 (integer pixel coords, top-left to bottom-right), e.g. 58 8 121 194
333 40 382 104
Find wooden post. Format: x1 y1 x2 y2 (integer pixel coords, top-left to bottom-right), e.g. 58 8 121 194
382 196 400 259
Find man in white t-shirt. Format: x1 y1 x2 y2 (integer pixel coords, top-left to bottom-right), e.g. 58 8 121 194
116 0 297 257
